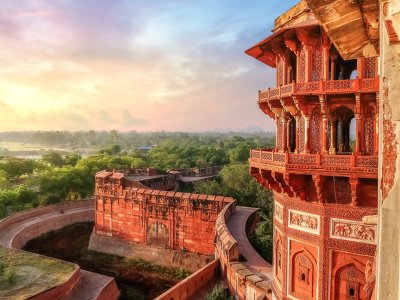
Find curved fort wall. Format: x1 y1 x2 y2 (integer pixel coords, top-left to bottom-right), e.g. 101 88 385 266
0 200 120 300
0 199 93 248
215 202 272 300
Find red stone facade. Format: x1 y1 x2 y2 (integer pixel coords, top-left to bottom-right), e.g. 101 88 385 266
93 170 233 255
246 3 378 299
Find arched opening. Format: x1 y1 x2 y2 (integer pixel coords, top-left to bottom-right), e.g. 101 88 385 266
147 221 169 248
335 56 357 80
289 52 297 83
289 116 296 153
329 106 354 154
349 117 356 153
329 46 357 80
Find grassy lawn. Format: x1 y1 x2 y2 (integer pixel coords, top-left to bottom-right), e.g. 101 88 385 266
0 244 77 299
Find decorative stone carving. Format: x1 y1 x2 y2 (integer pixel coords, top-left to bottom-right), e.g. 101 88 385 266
364 259 376 299
288 209 320 235
330 218 377 244
275 202 283 224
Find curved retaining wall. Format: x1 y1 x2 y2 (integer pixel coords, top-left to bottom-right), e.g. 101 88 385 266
154 259 219 300
0 200 120 300
0 199 93 234
11 210 93 248
0 199 94 248
29 267 81 300
215 202 272 300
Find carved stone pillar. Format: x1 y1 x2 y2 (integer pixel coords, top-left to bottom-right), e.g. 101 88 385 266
355 114 362 154
313 174 325 203
286 118 291 152
282 118 288 152
322 115 328 153
349 177 359 206
295 115 300 153
357 57 365 79
375 113 379 155
329 118 337 154
275 119 280 150
304 45 312 82
295 50 300 83
304 115 311 153
330 54 337 80
322 46 330 81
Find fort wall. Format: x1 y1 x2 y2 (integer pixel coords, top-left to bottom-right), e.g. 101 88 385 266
154 259 219 300
93 171 233 255
215 202 272 299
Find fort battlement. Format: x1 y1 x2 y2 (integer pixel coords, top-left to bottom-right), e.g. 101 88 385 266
92 170 234 255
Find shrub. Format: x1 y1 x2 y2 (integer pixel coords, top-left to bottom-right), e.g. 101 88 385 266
0 261 6 275
4 266 16 283
206 284 233 300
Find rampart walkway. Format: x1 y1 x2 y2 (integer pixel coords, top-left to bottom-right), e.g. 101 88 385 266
227 206 272 281
0 205 93 247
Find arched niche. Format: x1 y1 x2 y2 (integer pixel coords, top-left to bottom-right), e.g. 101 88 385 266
332 259 368 300
290 249 317 299
147 220 169 248
275 237 284 284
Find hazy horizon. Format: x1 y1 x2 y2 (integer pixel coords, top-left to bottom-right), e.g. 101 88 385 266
0 0 297 132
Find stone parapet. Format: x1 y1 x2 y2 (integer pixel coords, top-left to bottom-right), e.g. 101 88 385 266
154 259 219 300
215 202 272 300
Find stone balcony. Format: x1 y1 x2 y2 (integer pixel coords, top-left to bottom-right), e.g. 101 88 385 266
258 78 379 102
250 149 378 178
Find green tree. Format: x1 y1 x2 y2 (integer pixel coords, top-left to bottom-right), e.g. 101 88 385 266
228 145 250 163
17 185 38 209
64 153 81 166
42 151 65 167
0 157 35 179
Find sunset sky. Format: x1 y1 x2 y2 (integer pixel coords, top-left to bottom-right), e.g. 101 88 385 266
0 0 297 132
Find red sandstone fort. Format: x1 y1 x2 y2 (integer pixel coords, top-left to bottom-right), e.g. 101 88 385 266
2 0 400 299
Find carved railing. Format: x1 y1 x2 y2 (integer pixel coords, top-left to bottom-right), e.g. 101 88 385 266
325 79 355 91
280 83 293 95
295 81 321 93
288 153 317 165
251 150 261 159
250 149 378 174
321 154 351 166
356 156 378 168
258 77 379 103
359 78 379 91
269 87 279 99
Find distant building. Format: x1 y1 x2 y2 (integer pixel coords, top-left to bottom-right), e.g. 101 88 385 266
246 1 378 299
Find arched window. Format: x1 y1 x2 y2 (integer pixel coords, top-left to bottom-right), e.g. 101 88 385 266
329 106 354 154
289 116 296 153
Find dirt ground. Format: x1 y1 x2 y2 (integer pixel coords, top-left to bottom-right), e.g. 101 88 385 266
23 222 182 299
